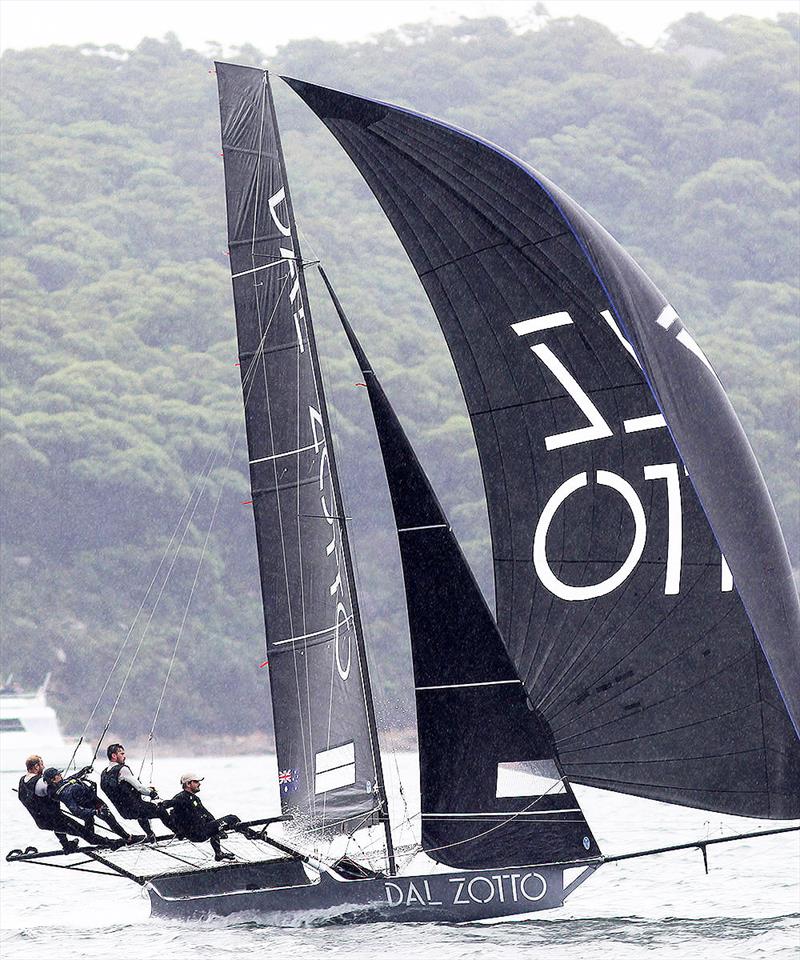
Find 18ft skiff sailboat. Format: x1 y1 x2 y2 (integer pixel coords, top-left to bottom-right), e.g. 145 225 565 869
8 63 799 923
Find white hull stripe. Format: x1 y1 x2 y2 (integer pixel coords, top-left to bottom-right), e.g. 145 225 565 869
416 679 522 691
250 442 318 465
273 615 354 646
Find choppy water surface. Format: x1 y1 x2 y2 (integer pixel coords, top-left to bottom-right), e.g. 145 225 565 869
1 753 797 959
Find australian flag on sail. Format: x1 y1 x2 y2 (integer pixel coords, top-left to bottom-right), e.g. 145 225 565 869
278 769 300 794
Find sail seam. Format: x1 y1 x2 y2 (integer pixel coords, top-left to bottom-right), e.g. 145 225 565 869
752 631 771 815
224 143 279 158
551 607 744 738
416 240 517 277
374 120 562 246
468 381 645 418
229 234 287 248
563 747 773 764
415 232 573 279
557 693 763 750
419 780 581 859
340 128 516 473
251 474 319 496
369 120 634 463
542 567 714 725
569 775 769 795
240 337 309 358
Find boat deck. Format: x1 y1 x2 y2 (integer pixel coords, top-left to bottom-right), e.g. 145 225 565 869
91 834 294 881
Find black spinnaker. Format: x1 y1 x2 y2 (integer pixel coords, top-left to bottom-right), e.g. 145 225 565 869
216 65 388 840
322 267 598 869
285 78 800 820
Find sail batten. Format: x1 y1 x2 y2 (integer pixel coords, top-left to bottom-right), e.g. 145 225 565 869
288 77 800 820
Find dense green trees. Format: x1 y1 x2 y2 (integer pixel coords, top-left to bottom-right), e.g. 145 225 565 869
1 11 797 738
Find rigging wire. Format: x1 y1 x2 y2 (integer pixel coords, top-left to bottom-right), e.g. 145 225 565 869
351 778 574 863
135 272 294 778
87 463 216 768
139 434 239 763
71 264 291 775
309 295 395 863
416 779 574 860
63 445 221 774
295 219 321 268
336 483 413 864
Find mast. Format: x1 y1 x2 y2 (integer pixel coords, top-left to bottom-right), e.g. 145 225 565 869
266 89 395 875
216 64 393 860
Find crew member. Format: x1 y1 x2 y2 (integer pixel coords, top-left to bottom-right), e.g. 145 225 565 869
161 773 239 861
101 744 171 843
43 767 141 845
17 755 105 851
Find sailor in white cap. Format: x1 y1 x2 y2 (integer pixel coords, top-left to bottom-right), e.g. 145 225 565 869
160 772 240 861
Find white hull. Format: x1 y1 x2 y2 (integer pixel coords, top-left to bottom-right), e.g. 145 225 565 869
0 686 85 772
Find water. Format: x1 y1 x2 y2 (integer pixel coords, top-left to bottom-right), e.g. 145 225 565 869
1 753 797 959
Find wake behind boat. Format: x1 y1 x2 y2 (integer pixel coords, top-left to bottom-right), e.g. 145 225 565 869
8 63 799 924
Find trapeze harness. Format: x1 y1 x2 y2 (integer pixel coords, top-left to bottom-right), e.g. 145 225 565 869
100 763 143 819
18 775 57 829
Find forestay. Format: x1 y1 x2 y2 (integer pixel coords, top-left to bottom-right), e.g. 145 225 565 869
286 78 799 819
216 64 384 838
324 269 599 870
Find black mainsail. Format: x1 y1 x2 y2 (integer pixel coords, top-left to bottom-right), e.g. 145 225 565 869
285 78 800 820
322 267 598 869
216 65 388 841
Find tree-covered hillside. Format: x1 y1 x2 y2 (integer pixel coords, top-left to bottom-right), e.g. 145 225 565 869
1 11 797 739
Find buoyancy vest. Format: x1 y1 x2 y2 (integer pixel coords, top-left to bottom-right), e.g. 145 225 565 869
18 774 58 828
100 763 141 817
55 776 98 818
165 790 214 839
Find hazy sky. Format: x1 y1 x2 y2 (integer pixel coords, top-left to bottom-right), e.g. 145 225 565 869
0 0 797 54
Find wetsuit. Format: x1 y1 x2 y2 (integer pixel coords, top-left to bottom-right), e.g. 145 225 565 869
100 762 170 840
162 790 239 856
53 775 131 841
18 774 105 848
